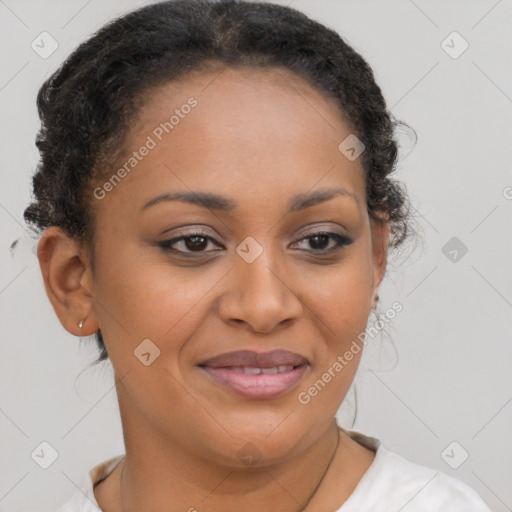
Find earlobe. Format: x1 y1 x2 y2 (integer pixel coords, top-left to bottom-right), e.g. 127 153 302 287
37 226 99 337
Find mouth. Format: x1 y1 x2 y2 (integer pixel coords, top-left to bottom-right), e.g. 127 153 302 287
198 349 310 400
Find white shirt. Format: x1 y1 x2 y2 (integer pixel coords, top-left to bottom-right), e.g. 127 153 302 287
56 427 491 511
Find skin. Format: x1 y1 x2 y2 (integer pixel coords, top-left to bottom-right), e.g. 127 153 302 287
38 66 389 511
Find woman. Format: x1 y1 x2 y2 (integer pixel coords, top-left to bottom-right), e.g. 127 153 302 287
24 0 491 510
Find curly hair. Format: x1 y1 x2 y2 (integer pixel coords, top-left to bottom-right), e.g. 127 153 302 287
22 0 416 366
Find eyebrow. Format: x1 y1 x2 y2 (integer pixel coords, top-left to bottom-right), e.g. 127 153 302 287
140 186 359 213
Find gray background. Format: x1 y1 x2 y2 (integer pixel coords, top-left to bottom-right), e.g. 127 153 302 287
1 0 511 510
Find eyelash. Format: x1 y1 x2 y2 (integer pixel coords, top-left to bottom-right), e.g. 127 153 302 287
158 230 353 256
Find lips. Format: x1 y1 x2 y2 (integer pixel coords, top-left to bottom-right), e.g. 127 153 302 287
198 349 309 400
199 349 308 369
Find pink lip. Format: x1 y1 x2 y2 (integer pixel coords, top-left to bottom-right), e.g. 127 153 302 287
200 365 309 399
198 349 310 399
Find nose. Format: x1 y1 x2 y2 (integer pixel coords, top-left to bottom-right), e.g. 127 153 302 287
216 248 303 334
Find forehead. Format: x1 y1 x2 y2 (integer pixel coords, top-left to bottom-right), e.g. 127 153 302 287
132 65 353 147
91 66 366 220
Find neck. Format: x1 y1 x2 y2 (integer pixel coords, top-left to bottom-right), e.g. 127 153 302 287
116 420 343 512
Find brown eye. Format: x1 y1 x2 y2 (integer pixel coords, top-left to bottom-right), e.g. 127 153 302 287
185 235 209 251
291 231 353 253
158 232 223 254
308 234 330 250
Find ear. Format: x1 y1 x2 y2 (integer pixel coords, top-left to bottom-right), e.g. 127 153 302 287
36 226 99 337
369 211 390 309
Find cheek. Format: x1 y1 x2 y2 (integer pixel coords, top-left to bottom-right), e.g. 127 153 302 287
91 242 229 362
305 248 374 343
296 259 372 417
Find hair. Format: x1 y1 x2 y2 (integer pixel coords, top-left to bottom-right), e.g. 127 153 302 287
20 0 418 372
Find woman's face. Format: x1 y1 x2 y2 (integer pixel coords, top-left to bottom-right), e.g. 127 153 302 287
56 66 388 466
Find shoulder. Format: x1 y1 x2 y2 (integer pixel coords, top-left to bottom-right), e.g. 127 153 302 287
338 428 491 512
56 491 96 512
377 446 491 510
56 454 124 512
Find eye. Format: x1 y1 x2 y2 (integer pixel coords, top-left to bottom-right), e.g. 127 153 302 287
158 231 223 254
291 231 353 253
158 229 353 256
